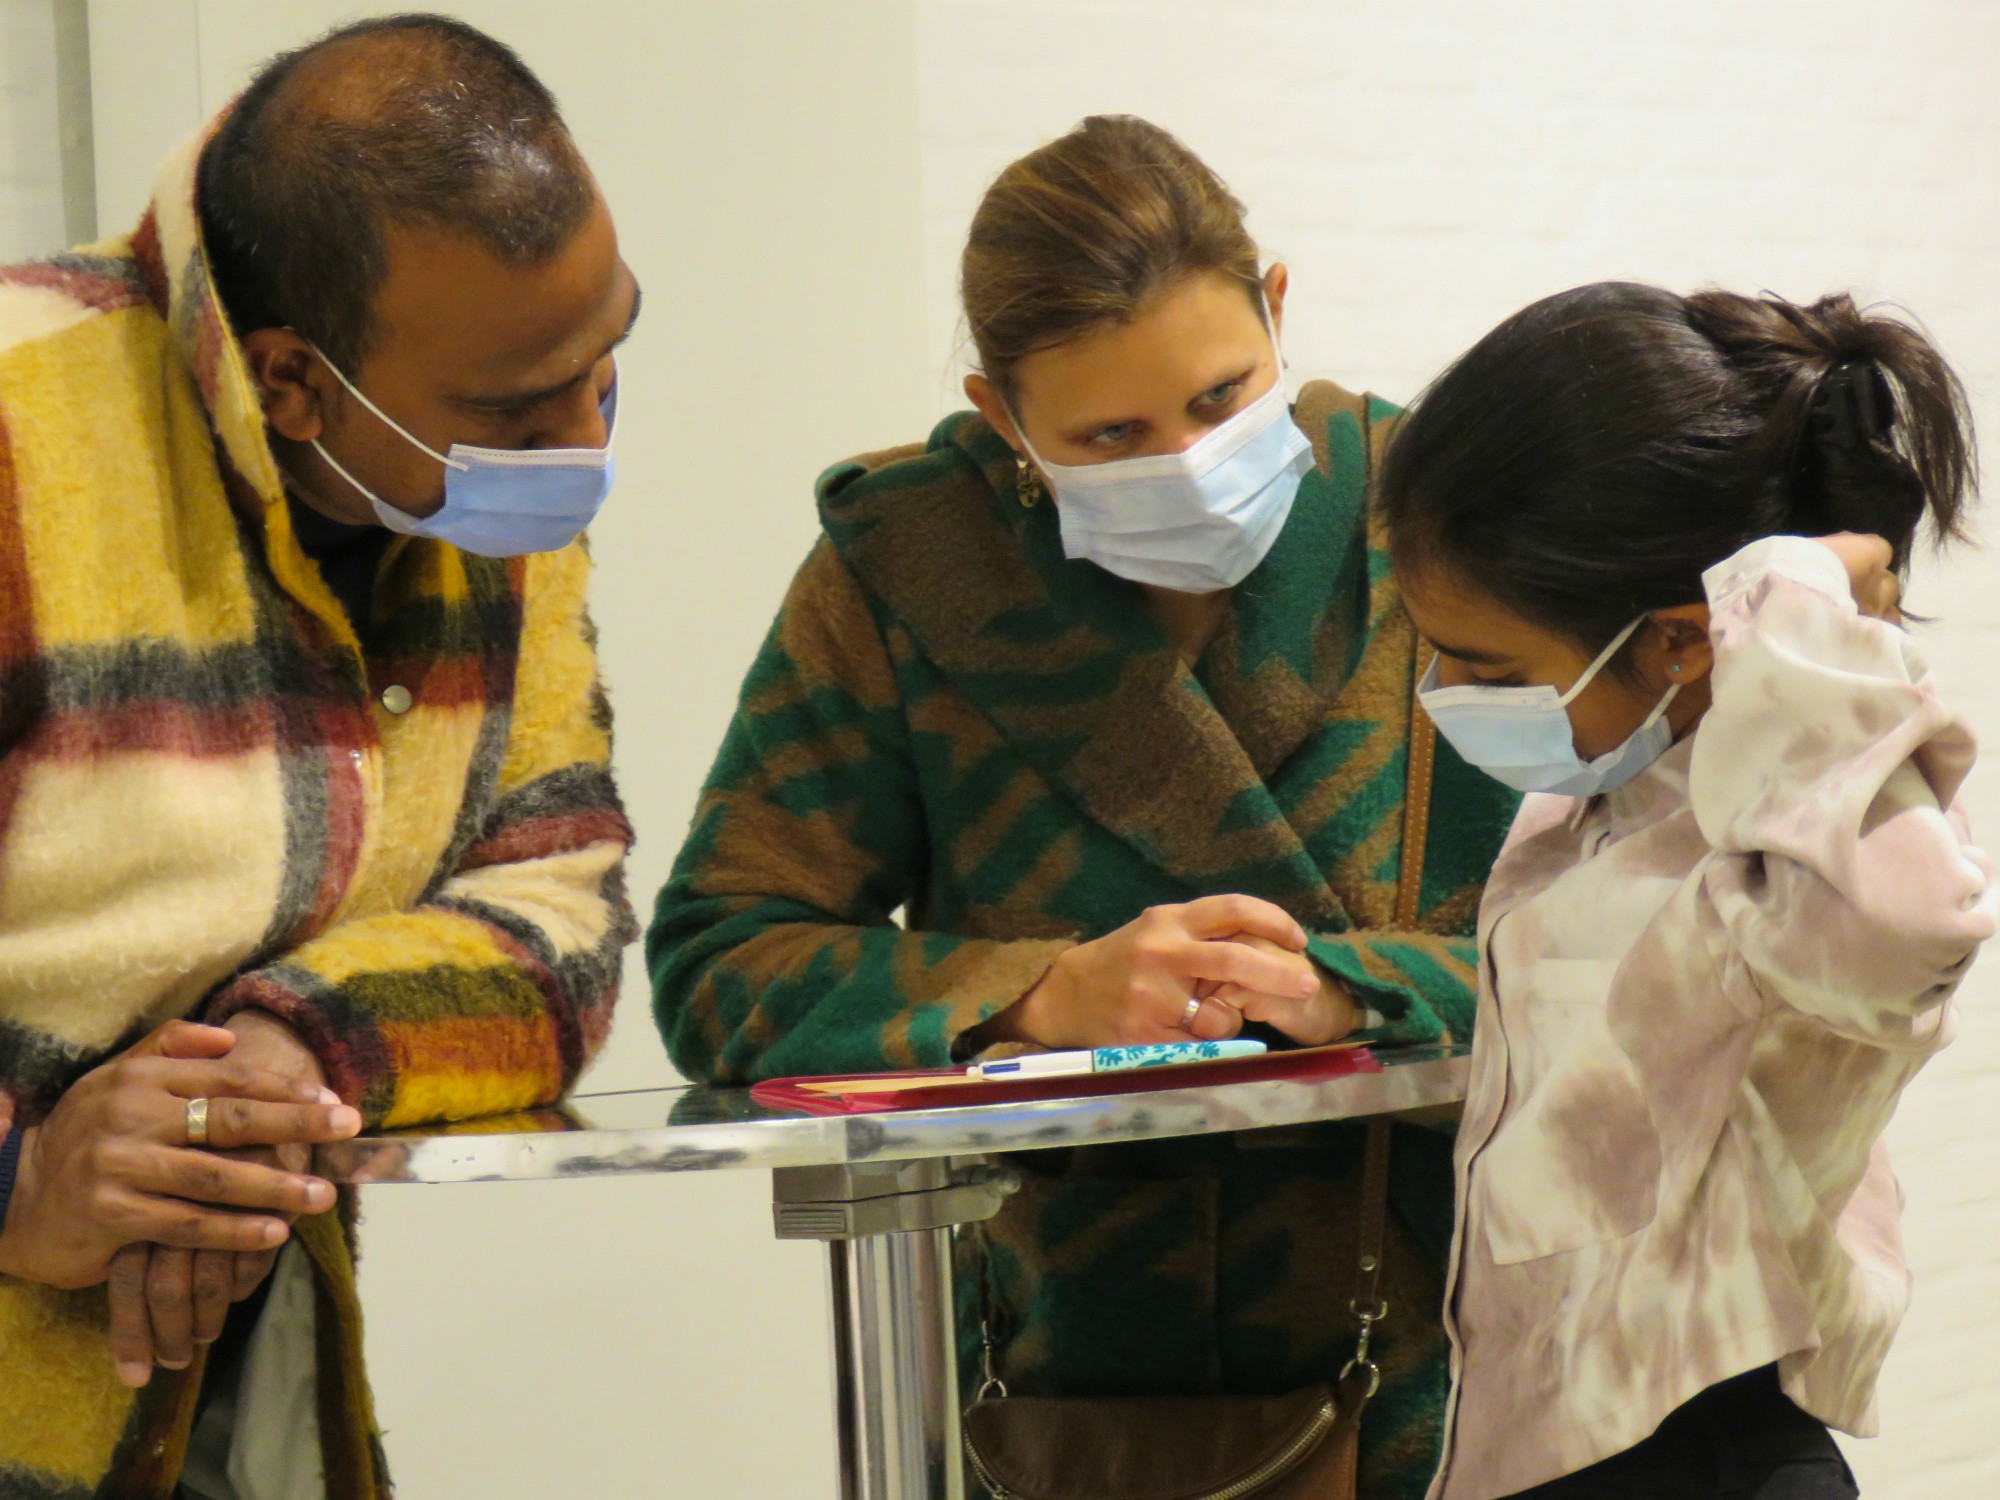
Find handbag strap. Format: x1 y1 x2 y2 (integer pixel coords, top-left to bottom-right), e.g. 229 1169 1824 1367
1395 654 1438 931
1352 1120 1392 1321
1342 1118 1393 1402
1342 646 1436 1397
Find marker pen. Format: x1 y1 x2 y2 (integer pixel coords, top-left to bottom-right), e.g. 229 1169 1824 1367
970 1039 1267 1080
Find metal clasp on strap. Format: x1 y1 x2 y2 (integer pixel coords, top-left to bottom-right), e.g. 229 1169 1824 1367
975 1316 1009 1403
1339 1297 1388 1400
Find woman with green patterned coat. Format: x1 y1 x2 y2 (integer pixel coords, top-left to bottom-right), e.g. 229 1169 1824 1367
650 116 1518 1498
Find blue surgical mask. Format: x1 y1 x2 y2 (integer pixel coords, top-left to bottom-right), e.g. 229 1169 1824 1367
306 347 616 557
1012 316 1314 593
1417 617 1682 797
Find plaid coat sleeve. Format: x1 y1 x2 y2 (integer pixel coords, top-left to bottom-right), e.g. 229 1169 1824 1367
208 544 636 1129
650 540 1073 1083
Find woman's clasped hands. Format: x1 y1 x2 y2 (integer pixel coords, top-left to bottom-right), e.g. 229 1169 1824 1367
993 895 1357 1050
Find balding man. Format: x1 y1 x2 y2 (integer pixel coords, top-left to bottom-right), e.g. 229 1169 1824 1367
0 16 637 1497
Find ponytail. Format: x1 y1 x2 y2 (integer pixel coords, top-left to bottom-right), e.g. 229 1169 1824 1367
1682 290 1973 563
1378 280 1977 663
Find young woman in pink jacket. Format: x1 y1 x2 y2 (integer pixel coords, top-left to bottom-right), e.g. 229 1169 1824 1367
1376 282 1997 1500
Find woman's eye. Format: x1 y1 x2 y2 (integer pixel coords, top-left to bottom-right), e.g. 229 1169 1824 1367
1088 422 1138 449
1196 379 1244 409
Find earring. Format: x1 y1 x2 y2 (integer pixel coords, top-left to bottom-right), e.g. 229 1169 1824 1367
1670 664 1683 674
1015 457 1044 508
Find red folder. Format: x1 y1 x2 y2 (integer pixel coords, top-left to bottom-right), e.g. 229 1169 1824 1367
749 1043 1381 1116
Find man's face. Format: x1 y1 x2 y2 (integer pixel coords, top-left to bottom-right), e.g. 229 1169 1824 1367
271 189 640 525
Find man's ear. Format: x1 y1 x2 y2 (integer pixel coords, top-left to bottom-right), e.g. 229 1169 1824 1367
1640 604 1714 687
240 328 333 444
964 372 1023 454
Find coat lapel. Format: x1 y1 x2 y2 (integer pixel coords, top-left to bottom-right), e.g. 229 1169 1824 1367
1203 388 1430 932
1194 382 1387 781
818 401 1376 927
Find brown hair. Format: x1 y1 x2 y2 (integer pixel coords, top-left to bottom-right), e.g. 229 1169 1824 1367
961 115 1263 404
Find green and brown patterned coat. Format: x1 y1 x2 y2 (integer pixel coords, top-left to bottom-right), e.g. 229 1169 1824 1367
649 382 1518 1498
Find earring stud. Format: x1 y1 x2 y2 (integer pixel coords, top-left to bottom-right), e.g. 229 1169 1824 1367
1015 457 1044 508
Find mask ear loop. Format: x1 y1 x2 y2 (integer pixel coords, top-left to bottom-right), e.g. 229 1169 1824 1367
1633 680 1682 733
310 437 393 513
1555 617 1648 707
289 333 470 473
1259 285 1290 400
1565 616 1684 742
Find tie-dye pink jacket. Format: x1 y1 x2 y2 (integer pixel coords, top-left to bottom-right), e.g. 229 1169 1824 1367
1432 537 1997 1500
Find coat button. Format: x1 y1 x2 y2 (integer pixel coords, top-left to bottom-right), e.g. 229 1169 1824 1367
380 684 413 715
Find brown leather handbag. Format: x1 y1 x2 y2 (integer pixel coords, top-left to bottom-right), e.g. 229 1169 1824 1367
961 685 1441 1500
962 1118 1393 1500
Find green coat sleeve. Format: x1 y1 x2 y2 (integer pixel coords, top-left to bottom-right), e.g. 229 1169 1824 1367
1306 931 1481 1048
649 540 1072 1082
1302 722 1504 1052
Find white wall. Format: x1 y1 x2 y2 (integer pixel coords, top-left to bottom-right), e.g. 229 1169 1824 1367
0 0 64 260
916 3 2000 1494
73 1 2000 1495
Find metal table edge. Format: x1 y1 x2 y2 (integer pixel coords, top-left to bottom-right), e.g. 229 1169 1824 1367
318 1046 1470 1186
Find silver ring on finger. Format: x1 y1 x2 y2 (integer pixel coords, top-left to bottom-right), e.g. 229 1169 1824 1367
185 1096 210 1147
1179 996 1202 1031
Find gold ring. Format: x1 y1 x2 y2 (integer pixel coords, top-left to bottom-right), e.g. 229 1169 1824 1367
1180 996 1202 1031
185 1096 210 1147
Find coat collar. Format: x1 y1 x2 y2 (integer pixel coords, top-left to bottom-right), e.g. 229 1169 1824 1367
1192 386 1382 779
136 121 467 647
143 123 289 518
817 385 1388 921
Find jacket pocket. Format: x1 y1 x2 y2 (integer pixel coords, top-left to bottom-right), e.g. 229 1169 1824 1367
1476 959 1664 1265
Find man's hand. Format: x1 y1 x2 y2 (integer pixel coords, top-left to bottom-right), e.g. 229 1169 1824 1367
205 1013 328 1301
0 1017 356 1386
102 1013 345 1386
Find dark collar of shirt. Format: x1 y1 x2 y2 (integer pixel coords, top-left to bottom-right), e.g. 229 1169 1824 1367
285 493 393 632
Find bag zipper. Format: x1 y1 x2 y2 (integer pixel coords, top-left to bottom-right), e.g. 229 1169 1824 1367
963 1395 1340 1500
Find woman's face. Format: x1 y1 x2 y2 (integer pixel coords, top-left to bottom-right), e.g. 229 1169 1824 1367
968 266 1287 467
1399 564 1714 761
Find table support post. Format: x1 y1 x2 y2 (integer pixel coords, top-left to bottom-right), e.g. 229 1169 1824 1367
774 1157 1018 1500
827 1228 961 1500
